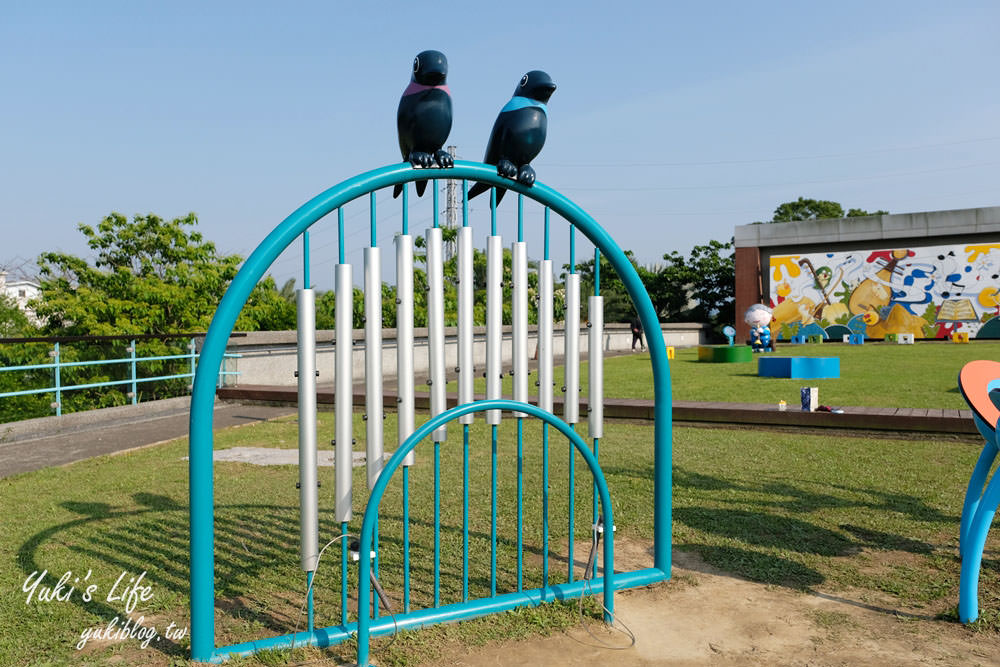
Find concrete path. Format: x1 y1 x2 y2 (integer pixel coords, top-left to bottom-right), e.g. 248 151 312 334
0 403 294 479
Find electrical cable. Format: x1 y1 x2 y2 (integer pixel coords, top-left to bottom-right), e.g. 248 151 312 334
575 519 637 651
288 533 400 661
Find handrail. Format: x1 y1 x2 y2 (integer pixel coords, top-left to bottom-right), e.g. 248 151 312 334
1 338 240 416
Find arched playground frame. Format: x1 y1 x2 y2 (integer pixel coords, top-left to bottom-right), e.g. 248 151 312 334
188 160 673 663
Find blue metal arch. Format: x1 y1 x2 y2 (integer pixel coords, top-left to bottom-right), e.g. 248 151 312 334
188 160 673 662
356 399 616 666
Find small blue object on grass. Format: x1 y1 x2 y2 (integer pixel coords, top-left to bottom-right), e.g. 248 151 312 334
790 334 807 344
723 325 736 346
758 356 840 379
849 333 865 345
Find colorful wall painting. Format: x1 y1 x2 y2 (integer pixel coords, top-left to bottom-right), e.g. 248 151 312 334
767 242 1000 340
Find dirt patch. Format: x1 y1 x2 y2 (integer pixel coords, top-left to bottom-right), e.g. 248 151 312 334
437 544 1000 666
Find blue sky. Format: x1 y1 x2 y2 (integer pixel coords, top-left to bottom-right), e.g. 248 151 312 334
2 2 998 290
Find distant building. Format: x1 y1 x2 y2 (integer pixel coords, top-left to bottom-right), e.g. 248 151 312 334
0 271 42 326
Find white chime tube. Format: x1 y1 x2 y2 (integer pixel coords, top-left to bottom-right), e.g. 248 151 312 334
395 235 415 467
364 247 383 490
335 263 353 522
296 288 318 572
588 295 604 439
564 274 580 424
485 235 503 425
457 226 474 425
512 241 528 416
537 259 553 413
426 227 447 441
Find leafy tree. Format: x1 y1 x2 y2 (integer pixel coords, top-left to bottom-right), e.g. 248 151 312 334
645 240 734 328
769 197 887 222
572 252 639 323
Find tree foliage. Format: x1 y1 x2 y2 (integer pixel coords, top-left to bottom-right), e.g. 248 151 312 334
768 197 887 223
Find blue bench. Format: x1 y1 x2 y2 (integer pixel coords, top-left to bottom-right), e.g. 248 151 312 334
758 356 840 379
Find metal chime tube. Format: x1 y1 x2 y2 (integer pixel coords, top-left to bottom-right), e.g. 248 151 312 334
364 247 383 490
395 234 415 466
485 235 503 424
512 241 528 414
296 288 318 572
335 262 353 522
538 259 553 413
426 226 447 441
457 226 474 424
588 294 604 440
564 274 580 423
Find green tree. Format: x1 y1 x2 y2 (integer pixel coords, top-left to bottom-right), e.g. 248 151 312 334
768 197 887 222
641 240 735 332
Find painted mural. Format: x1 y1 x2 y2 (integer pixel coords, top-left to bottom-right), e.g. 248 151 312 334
768 242 1000 340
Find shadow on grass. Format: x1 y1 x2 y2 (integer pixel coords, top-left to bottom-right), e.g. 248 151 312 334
683 543 825 588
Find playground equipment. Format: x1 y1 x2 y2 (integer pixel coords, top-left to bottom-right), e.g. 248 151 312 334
187 162 672 664
698 345 752 363
758 356 840 379
957 360 1000 622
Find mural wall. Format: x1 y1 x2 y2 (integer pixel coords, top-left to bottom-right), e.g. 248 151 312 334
768 242 1000 340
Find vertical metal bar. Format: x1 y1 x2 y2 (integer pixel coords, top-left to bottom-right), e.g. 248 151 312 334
589 270 605 582
402 466 411 613
396 234 416 468
567 431 575 584
338 208 345 264
485 235 503 424
373 519 380 619
490 424 498 597
426 226 447 442
364 247 383 491
462 424 470 602
335 263 353 523
306 571 314 632
434 440 441 607
517 194 524 242
303 230 311 288
490 188 497 235
53 343 61 416
517 417 524 593
402 183 409 235
433 178 440 227
130 340 138 405
565 232 579 582
370 191 377 247
341 521 348 625
297 289 319 576
457 226 474 423
538 256 553 592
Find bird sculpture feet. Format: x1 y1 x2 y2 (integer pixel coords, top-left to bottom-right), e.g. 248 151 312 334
434 149 454 168
516 164 535 186
497 159 518 179
407 151 435 168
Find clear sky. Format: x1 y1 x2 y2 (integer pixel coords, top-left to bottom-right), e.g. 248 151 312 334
2 1 998 290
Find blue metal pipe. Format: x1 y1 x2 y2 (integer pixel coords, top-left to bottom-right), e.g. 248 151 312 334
463 424 470 602
303 231 310 288
213 568 665 664
306 571 314 633
517 417 524 592
542 423 549 594
491 424 498 597
434 440 441 607
402 466 411 614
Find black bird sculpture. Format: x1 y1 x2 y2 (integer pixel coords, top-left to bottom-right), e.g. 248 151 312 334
394 50 453 198
467 70 556 205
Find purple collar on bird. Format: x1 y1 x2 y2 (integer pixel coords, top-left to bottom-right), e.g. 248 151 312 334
403 82 450 96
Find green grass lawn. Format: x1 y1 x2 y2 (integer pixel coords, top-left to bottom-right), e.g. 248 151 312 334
2 405 997 665
450 341 1000 409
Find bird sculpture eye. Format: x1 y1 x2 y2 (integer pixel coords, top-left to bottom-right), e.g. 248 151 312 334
520 74 528 87
413 58 420 73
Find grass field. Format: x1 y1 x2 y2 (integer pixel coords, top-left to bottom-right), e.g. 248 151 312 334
451 340 1000 409
2 401 998 665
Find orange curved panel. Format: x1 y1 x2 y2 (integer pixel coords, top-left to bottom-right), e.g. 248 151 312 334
958 360 1000 428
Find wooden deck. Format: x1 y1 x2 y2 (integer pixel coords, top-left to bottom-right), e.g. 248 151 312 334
216 384 979 436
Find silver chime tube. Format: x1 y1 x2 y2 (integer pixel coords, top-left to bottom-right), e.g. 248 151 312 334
512 241 528 416
296 288 318 572
588 295 604 439
426 227 447 441
364 247 383 490
564 274 580 424
395 235 415 466
457 226 474 424
537 259 553 413
335 263 353 522
485 235 503 424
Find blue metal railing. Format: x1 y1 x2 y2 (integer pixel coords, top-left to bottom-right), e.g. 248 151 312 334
0 338 240 417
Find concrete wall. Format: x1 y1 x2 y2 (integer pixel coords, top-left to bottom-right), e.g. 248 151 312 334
222 322 708 387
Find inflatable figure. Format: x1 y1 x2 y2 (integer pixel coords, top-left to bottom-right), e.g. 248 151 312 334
745 303 773 352
467 70 556 204
395 50 453 198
